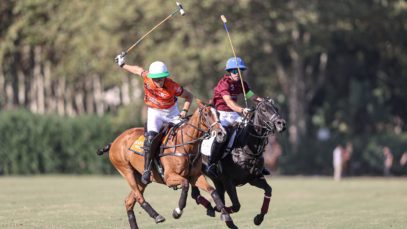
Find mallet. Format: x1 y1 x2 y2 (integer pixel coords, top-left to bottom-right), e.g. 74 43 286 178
123 2 185 56
220 15 248 108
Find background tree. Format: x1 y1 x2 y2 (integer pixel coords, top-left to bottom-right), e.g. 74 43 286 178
0 0 406 175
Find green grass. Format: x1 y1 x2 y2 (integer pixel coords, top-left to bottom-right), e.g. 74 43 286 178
0 176 406 229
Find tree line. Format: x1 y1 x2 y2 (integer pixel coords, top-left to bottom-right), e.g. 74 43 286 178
1 0 406 174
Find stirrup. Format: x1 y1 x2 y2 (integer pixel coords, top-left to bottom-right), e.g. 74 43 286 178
141 170 151 184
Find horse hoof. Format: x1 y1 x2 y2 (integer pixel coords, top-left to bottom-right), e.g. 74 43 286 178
154 215 165 224
207 207 215 217
226 220 238 229
172 208 182 219
253 214 264 225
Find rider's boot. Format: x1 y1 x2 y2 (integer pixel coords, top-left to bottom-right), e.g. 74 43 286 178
141 131 157 185
206 141 224 178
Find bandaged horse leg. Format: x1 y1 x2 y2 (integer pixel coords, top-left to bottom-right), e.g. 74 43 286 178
249 176 272 226
119 167 164 227
193 175 237 229
191 178 239 215
191 186 216 217
164 173 190 219
140 201 165 223
131 173 165 224
172 179 189 219
125 191 139 229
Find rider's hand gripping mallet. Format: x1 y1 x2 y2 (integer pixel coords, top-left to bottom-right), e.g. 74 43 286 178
122 2 185 57
220 15 248 108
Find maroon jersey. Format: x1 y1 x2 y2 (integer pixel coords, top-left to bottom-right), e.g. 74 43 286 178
212 75 250 111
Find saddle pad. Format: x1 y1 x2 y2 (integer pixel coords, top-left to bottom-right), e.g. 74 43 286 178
201 136 216 156
129 135 145 153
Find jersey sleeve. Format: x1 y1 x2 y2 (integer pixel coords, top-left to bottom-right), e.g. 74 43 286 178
168 79 184 96
218 80 231 96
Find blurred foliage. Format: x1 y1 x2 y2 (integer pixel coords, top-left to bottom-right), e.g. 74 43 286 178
0 0 406 175
0 109 133 175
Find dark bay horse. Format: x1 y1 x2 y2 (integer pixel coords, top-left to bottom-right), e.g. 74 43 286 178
97 100 239 229
191 99 286 226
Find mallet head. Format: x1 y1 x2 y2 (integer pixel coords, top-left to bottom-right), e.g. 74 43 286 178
176 2 186 16
221 15 227 23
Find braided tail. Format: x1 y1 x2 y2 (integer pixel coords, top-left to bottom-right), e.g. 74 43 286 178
96 144 111 156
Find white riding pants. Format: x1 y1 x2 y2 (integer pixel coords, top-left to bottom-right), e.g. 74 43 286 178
218 111 242 127
218 111 243 149
147 103 180 133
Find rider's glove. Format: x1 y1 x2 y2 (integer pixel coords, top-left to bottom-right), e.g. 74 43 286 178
179 109 188 119
114 52 126 67
242 108 252 117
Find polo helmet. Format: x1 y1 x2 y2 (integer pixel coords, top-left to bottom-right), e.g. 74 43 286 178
225 57 247 71
147 61 170 78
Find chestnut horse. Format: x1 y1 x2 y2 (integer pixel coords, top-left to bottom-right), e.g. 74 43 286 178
97 100 238 229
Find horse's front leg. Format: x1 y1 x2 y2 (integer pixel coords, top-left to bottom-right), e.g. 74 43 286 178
249 176 272 226
191 185 218 217
193 175 238 229
173 179 189 219
223 180 241 214
164 173 189 219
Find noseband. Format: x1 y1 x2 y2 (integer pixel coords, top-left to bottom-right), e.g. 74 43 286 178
246 101 280 138
200 106 223 135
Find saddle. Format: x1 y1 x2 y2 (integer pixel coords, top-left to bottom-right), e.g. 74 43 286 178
128 120 187 180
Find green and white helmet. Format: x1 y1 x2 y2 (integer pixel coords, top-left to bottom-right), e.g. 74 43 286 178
147 61 170 79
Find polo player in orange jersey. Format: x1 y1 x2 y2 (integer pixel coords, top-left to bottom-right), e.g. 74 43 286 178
115 54 193 184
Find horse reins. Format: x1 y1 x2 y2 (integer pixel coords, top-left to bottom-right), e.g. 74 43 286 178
243 101 281 155
159 106 221 156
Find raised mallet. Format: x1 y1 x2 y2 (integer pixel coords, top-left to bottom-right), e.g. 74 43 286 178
123 2 185 56
220 15 248 107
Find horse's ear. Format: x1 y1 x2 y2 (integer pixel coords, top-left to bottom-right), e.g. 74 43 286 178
195 98 203 107
266 97 276 105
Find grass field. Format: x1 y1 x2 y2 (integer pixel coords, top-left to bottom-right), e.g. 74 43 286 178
0 176 406 229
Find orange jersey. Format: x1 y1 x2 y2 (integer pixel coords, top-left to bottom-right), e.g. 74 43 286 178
142 71 183 109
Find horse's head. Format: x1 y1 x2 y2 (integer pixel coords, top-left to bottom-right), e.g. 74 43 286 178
252 98 286 133
196 99 227 143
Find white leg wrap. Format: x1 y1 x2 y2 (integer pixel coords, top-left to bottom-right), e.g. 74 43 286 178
175 207 182 215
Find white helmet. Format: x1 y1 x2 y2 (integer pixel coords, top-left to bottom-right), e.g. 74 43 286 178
147 61 170 78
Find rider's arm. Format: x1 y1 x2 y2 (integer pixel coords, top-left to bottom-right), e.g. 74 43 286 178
122 64 145 77
179 88 193 113
222 95 245 113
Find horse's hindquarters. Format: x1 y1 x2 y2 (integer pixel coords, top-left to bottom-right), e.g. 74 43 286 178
109 128 145 174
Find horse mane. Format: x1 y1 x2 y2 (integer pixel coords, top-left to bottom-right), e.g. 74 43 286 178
161 105 208 154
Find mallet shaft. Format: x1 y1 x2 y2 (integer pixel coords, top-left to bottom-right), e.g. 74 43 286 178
220 15 248 107
124 2 185 55
125 14 173 54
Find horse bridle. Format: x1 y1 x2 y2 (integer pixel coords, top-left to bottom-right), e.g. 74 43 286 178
246 100 280 138
161 105 222 150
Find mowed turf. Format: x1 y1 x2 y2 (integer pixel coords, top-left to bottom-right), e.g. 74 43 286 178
0 176 406 229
